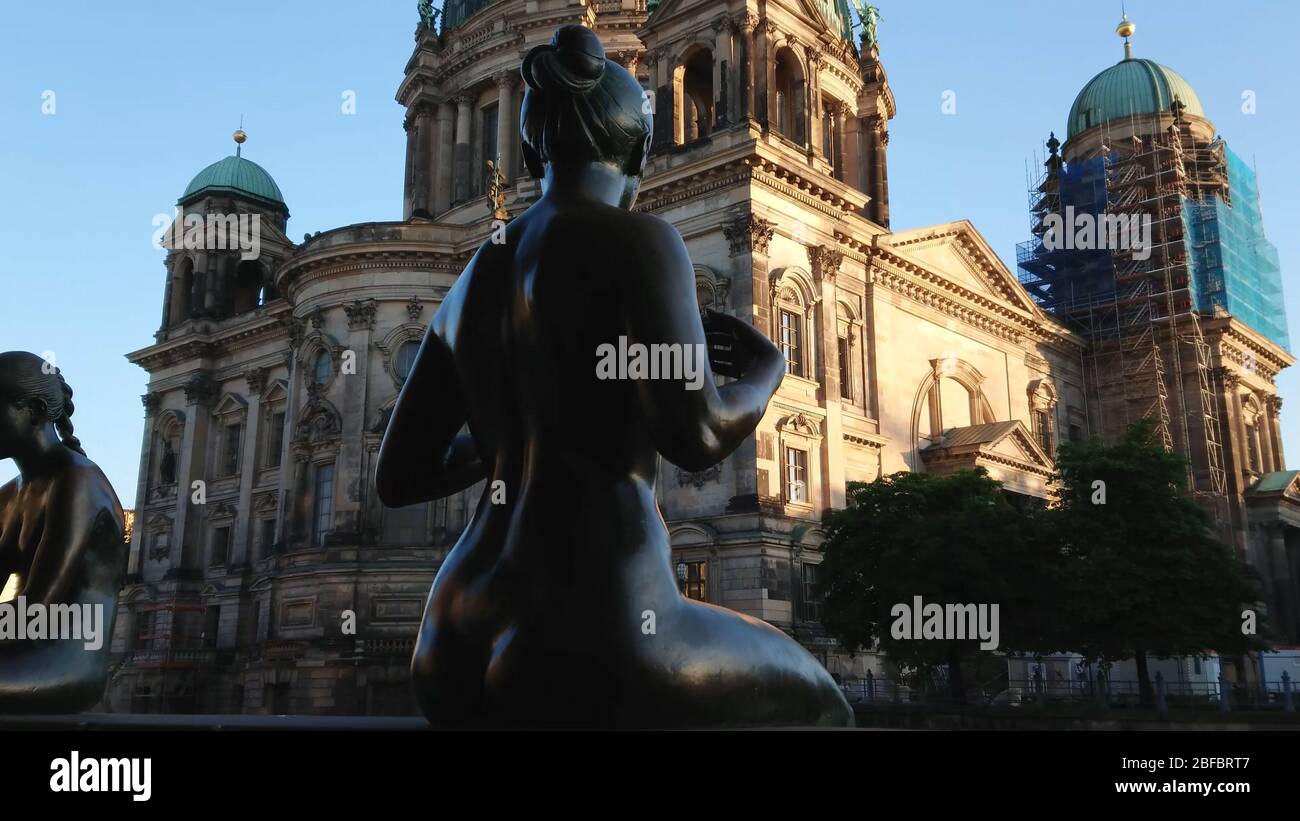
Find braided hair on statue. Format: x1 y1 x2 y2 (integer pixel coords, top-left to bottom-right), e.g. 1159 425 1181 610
0 351 88 456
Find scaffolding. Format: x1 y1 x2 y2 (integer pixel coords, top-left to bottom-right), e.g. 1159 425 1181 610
1015 110 1256 508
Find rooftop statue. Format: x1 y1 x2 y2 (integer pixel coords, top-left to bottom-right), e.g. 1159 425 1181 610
377 25 853 728
0 352 126 713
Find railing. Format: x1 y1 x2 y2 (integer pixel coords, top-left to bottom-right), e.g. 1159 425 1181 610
355 638 416 657
841 670 1299 714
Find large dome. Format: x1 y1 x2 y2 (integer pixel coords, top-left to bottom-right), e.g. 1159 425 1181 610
179 155 285 207
1067 57 1205 140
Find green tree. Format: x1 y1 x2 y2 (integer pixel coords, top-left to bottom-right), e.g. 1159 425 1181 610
820 469 1064 703
1050 420 1264 705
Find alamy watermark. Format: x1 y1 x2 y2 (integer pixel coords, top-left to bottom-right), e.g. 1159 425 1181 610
0 597 105 650
595 336 708 391
151 207 262 261
890 595 1000 651
1042 207 1152 261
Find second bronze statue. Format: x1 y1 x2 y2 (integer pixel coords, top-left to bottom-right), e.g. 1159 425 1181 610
376 25 853 728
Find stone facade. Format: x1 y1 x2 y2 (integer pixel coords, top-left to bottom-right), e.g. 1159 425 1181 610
116 0 1247 714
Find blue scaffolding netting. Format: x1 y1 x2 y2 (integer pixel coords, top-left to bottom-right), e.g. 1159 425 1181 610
1185 148 1289 350
1018 147 1289 352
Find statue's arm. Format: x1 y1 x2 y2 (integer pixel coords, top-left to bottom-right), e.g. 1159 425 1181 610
376 323 485 509
623 217 785 472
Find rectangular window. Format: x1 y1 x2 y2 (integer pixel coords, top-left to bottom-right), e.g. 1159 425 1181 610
312 463 336 548
1246 425 1260 473
265 411 286 468
222 423 242 476
204 605 220 649
210 526 230 567
679 561 708 602
1068 423 1082 443
1034 410 1053 453
837 336 852 400
784 447 808 503
135 609 155 651
780 310 802 376
481 103 499 188
152 531 169 563
260 519 277 553
802 563 822 622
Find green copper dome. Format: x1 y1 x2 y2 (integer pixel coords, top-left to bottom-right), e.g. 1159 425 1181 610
1067 58 1205 140
179 155 285 207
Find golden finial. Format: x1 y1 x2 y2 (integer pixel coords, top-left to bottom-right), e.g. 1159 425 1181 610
233 129 247 145
1116 12 1135 59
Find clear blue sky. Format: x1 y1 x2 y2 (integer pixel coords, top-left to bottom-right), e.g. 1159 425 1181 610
2 1 1297 507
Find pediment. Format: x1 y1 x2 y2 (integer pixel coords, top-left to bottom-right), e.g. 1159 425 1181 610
879 221 1040 317
212 393 249 417
989 424 1052 469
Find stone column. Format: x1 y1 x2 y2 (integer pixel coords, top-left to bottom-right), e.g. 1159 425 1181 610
810 246 846 509
453 95 473 205
712 18 732 130
410 102 434 217
651 48 675 152
737 14 757 122
274 324 303 549
159 274 174 333
234 368 267 567
806 45 823 158
869 116 891 227
176 374 216 570
725 213 776 338
338 299 377 540
434 100 455 213
1226 372 1249 484
402 111 416 219
760 22 776 129
845 116 865 194
834 102 848 181
495 73 518 185
129 393 162 576
1267 396 1285 469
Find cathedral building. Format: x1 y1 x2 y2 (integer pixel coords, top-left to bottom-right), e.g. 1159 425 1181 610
113 1 1290 714
1018 15 1298 647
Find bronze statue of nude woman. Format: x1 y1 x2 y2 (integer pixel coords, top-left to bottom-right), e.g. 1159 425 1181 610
377 26 853 728
0 352 127 713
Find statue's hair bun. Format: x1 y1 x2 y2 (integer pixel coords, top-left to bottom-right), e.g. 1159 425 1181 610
523 25 606 95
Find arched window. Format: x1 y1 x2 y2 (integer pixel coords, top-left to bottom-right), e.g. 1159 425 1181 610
170 257 195 327
394 341 420 383
680 46 714 142
313 350 332 386
940 378 973 430
232 260 264 314
773 48 806 145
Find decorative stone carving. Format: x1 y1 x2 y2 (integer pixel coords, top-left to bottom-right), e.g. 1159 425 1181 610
677 464 723 488
406 296 424 323
149 537 172 563
307 306 326 330
1267 395 1284 416
183 373 217 406
345 299 378 331
808 245 844 283
142 392 162 416
724 213 775 257
245 367 269 397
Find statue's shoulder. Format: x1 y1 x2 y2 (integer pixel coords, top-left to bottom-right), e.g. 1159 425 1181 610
54 454 123 524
